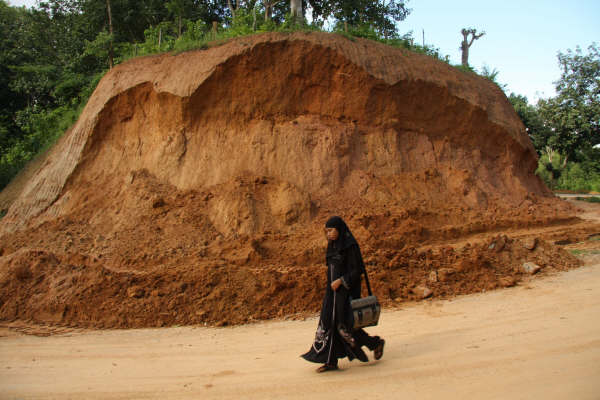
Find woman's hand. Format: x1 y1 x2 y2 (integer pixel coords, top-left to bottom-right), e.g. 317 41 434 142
331 279 342 291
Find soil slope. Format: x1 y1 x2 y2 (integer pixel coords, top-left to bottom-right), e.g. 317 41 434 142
0 32 593 329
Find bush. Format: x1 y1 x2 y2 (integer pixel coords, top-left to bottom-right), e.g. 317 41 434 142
333 22 380 41
0 72 102 190
535 152 600 193
575 196 600 203
140 22 178 55
558 163 587 191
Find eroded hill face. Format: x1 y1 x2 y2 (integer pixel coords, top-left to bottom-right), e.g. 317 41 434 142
0 33 584 329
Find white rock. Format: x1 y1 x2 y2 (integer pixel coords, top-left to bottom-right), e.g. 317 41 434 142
521 262 541 274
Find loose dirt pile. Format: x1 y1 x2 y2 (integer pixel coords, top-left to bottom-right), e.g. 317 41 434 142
0 233 585 328
0 32 596 329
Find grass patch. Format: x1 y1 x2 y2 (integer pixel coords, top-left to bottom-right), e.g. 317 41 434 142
569 249 600 255
575 196 600 203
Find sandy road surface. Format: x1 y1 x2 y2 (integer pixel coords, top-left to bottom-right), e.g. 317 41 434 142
1 262 599 400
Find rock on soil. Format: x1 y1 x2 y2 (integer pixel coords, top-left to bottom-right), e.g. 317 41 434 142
428 271 438 283
437 268 456 282
522 238 538 250
412 286 433 299
498 276 517 287
520 262 542 275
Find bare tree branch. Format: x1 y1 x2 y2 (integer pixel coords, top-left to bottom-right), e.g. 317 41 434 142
460 28 485 67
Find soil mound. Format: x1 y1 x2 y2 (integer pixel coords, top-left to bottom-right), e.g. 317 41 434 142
0 32 587 328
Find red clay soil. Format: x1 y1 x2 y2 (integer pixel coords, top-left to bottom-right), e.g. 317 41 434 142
0 32 596 329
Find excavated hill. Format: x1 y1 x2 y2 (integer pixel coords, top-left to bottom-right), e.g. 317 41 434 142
0 32 587 329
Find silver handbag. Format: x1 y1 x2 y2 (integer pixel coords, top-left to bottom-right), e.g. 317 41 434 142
350 269 380 329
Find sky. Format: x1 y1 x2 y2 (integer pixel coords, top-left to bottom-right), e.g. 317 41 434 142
7 0 600 104
398 0 599 102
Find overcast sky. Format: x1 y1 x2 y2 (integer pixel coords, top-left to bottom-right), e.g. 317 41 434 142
7 0 599 104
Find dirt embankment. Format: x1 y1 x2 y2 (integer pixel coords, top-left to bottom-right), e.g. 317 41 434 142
0 32 598 329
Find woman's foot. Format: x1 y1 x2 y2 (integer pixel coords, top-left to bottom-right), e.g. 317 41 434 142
374 339 385 360
316 364 339 373
355 347 369 363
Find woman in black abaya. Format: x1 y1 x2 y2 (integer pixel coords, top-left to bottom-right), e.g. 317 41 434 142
301 216 385 373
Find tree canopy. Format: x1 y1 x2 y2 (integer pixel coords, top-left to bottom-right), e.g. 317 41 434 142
509 43 600 192
537 43 599 163
311 0 410 38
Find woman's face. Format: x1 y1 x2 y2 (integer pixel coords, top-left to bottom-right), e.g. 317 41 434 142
325 227 339 241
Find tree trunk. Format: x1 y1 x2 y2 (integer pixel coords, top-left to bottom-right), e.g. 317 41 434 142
264 0 281 22
460 30 469 67
228 0 237 19
460 28 485 67
290 0 302 24
106 0 114 69
178 14 182 38
546 146 554 163
461 44 469 66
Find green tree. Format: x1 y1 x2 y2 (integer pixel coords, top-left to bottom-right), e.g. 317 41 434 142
310 0 410 38
0 1 109 189
538 43 600 163
166 0 193 37
0 1 29 151
508 93 552 154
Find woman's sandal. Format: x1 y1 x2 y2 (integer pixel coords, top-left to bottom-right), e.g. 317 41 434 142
374 339 385 360
316 364 339 373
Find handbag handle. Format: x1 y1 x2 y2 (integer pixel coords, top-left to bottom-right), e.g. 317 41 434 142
362 267 373 296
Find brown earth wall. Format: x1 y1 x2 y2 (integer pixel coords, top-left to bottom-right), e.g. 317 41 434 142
0 32 592 329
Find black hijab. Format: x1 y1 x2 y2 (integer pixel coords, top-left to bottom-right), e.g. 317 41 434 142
325 216 358 257
325 216 366 296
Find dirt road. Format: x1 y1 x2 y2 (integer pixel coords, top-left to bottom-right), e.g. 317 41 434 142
1 259 599 399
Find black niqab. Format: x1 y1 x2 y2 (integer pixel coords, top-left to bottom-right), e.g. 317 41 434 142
325 215 358 254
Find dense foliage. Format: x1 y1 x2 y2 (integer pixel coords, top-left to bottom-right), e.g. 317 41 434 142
509 44 600 193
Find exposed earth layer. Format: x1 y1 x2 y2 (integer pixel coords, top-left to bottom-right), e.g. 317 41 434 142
0 32 597 329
